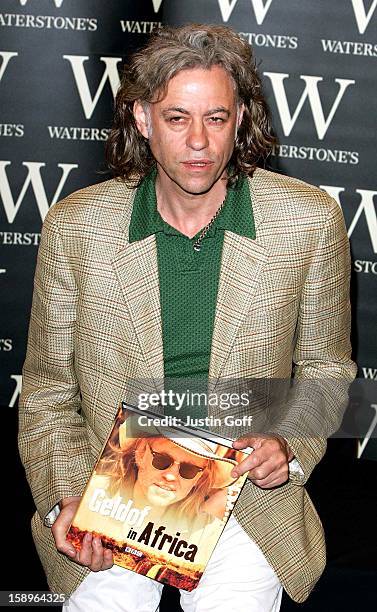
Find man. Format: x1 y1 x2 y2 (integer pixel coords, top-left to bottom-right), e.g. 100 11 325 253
19 24 356 612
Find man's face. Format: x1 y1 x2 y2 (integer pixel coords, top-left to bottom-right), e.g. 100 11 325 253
133 65 243 197
134 437 208 507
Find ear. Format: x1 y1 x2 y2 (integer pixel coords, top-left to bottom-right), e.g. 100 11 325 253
133 101 150 139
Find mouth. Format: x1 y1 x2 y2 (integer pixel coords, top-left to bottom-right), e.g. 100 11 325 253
149 483 177 502
155 483 176 492
181 160 214 170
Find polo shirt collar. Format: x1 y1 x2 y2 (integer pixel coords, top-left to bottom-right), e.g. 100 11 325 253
129 166 255 243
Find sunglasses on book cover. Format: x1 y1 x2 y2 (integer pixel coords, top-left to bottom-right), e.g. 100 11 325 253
148 445 206 479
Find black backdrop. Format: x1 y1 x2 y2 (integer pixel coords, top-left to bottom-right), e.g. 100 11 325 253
0 1 376 609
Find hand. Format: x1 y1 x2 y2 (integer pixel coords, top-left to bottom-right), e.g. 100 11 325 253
51 496 114 571
231 434 294 489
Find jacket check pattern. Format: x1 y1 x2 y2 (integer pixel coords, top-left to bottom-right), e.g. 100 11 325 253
18 168 356 602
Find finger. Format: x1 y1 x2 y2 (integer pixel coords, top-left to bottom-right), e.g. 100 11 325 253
247 459 275 482
101 548 114 570
249 454 289 480
232 438 285 475
231 456 254 478
77 532 93 566
89 536 106 572
249 463 289 488
253 478 284 489
253 473 289 488
231 447 269 478
233 436 258 450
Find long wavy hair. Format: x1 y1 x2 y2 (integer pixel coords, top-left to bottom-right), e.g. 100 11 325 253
106 24 275 187
97 436 217 522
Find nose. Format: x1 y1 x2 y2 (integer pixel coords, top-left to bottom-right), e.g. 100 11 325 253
162 463 180 481
186 119 209 151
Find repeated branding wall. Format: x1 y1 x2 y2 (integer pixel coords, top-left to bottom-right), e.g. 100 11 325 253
0 0 376 457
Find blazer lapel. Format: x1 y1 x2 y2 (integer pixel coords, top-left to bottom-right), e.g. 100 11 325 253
209 232 268 382
112 192 164 387
209 172 268 383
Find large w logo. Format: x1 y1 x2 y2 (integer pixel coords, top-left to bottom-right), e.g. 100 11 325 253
217 0 274 23
150 0 274 24
264 73 355 140
0 162 78 223
63 55 122 120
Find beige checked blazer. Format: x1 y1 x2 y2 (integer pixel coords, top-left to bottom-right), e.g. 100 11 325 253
18 168 356 603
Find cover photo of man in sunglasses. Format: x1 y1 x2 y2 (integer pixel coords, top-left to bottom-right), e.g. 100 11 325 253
66 408 249 592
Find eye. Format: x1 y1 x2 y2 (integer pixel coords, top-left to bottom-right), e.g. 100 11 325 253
168 116 185 124
208 116 225 125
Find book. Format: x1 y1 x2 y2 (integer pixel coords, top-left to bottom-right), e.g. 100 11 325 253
67 402 251 591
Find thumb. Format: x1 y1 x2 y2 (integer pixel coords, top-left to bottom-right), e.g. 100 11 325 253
52 502 79 557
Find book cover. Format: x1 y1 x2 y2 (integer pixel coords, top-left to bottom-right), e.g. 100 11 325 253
67 402 251 591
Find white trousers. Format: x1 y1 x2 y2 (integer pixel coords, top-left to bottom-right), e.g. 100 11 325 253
64 515 282 612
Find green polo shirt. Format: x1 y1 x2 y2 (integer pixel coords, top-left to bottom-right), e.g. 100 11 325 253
129 168 255 418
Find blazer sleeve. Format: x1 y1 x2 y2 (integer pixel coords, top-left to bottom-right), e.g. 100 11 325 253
18 204 93 523
269 198 357 484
